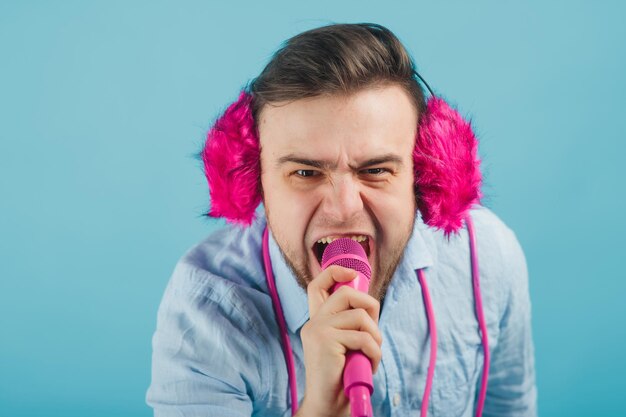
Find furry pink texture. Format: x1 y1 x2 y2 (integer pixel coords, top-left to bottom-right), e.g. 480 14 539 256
203 92 482 233
202 92 261 226
414 96 482 236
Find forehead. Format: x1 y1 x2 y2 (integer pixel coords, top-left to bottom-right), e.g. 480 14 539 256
258 85 418 161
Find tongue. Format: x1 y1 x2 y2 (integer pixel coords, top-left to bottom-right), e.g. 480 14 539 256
359 239 369 257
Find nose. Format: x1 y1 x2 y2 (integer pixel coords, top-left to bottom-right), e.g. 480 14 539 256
321 174 364 222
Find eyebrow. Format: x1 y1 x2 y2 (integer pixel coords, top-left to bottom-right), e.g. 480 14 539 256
277 155 330 169
276 153 404 170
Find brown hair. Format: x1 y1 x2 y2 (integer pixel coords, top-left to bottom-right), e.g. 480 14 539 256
249 23 426 124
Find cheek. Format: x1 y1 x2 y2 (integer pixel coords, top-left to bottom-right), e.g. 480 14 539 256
261 173 319 244
369 177 416 236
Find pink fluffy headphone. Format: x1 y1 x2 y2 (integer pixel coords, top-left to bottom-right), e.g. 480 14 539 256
201 82 482 236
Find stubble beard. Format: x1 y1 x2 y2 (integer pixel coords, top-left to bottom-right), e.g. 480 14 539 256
266 212 416 305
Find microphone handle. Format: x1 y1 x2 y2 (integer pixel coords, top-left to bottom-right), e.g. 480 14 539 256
332 272 374 417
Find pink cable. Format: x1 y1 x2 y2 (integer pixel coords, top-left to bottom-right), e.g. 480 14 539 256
416 269 437 417
415 216 489 417
466 215 490 417
262 228 299 415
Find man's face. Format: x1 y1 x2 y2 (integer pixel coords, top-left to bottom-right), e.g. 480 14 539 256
259 84 417 301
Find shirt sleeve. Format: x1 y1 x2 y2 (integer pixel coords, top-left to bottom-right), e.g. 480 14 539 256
146 266 266 417
482 226 538 416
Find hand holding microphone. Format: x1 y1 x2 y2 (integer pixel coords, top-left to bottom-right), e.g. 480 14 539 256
298 239 380 417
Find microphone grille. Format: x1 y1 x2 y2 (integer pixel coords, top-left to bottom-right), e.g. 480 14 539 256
321 238 371 279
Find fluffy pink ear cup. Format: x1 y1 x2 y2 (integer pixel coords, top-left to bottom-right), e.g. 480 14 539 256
414 96 482 236
202 92 482 234
202 92 262 226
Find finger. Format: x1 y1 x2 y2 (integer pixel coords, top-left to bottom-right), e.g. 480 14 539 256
326 308 383 346
331 329 383 374
307 266 358 317
317 285 380 325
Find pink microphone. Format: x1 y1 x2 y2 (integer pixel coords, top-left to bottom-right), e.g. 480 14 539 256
321 238 374 417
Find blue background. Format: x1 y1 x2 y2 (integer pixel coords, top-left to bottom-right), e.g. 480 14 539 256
1 1 624 416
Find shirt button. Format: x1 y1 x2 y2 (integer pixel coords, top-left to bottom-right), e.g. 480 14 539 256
392 393 401 406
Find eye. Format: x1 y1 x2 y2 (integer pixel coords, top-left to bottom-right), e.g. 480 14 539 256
361 167 389 175
294 169 319 178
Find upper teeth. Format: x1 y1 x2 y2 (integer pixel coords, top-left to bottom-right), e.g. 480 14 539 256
317 235 368 244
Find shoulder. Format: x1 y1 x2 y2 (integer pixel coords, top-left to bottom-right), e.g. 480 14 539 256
168 216 268 299
425 205 528 315
151 216 280 401
157 215 278 346
469 205 527 276
425 205 526 274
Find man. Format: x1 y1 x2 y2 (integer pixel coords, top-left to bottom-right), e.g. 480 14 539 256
147 23 537 416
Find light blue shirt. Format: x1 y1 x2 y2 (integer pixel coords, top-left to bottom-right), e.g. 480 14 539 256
146 206 537 416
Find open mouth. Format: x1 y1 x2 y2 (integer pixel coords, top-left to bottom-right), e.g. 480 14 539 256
313 235 371 266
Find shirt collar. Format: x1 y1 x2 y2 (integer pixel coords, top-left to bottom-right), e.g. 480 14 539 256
402 210 435 272
267 211 435 333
